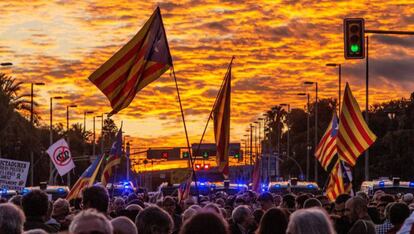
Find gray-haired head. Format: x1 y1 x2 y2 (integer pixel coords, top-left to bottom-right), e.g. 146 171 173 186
287 208 335 234
69 209 113 234
231 205 251 225
111 216 137 234
0 203 25 234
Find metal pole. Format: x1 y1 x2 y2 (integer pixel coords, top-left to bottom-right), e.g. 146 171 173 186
276 120 280 178
365 36 369 181
314 83 318 182
93 116 96 157
306 94 310 181
49 98 53 184
30 84 34 186
287 104 290 159
83 112 86 133
126 142 130 181
338 65 342 113
101 114 104 154
250 124 253 166
66 106 70 187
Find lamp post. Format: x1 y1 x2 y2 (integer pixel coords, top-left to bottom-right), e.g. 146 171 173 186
49 96 63 184
95 114 104 154
28 82 45 186
298 92 310 181
304 81 319 182
123 134 131 181
326 63 342 112
66 104 77 186
243 134 249 165
83 111 94 133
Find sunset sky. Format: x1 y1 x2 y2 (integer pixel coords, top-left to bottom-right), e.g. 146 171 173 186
1 0 414 149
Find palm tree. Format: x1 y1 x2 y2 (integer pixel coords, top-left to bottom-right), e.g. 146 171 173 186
0 73 30 133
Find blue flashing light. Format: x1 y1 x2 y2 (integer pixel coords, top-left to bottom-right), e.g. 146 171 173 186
57 188 65 193
274 184 281 189
200 183 205 186
22 188 30 194
0 188 7 194
307 184 314 189
379 181 385 187
124 185 131 189
237 184 244 187
409 182 414 187
261 188 265 192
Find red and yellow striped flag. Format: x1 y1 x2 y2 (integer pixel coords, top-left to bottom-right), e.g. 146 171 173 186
212 58 234 179
326 161 344 201
337 83 376 166
89 7 172 116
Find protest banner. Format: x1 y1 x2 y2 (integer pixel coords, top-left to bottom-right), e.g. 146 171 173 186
0 158 30 191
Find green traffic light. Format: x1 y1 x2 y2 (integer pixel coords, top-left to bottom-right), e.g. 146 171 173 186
350 44 360 53
234 154 240 159
203 152 208 158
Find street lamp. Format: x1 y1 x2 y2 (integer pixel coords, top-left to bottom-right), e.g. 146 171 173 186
83 111 94 133
297 92 310 181
29 82 45 186
280 103 290 160
304 81 319 182
326 63 342 112
0 62 13 66
66 104 77 187
49 96 63 184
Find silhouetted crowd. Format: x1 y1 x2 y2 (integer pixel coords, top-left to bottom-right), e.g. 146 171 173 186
1 185 414 234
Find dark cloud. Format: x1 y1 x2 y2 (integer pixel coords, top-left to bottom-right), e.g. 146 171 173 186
345 58 414 84
234 77 273 91
372 35 414 47
202 21 231 33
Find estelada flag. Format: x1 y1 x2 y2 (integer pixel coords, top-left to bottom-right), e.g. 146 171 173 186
178 171 192 203
101 127 122 186
337 83 377 166
326 160 353 201
89 7 172 116
315 113 338 171
66 155 104 201
212 57 234 179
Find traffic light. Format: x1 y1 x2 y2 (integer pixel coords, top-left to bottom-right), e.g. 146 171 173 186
202 151 209 159
203 164 210 170
344 18 365 59
161 152 168 159
234 153 240 159
182 152 189 158
195 164 202 170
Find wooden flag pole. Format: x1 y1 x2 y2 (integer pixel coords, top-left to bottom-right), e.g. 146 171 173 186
171 66 201 201
192 56 235 170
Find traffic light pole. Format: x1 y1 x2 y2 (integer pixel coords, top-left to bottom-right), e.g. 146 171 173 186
362 29 414 181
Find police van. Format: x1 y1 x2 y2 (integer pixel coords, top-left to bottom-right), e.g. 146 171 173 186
267 178 320 195
360 178 414 196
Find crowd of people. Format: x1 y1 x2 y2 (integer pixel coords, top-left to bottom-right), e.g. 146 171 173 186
1 185 414 234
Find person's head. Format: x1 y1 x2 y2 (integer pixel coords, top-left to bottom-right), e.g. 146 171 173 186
0 203 25 234
9 195 23 208
303 198 322 209
111 216 137 234
183 197 196 210
69 209 113 234
252 209 264 225
258 192 274 211
345 196 368 223
402 193 414 205
23 229 47 234
180 211 229 234
182 207 198 222
377 194 395 220
82 185 110 214
295 194 310 209
233 196 246 207
52 198 70 219
112 197 125 212
204 203 221 216
389 202 410 226
355 191 369 203
334 193 351 217
162 196 176 215
282 194 296 210
316 195 331 212
256 208 287 234
135 206 173 234
287 208 335 234
273 195 283 207
215 198 225 208
231 205 253 228
22 189 49 220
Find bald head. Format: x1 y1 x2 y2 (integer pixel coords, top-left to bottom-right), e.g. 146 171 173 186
345 196 368 223
111 216 137 234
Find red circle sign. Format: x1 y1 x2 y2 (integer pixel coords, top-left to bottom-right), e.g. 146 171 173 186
52 146 71 166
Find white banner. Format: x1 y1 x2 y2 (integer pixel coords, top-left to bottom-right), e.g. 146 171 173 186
47 138 75 176
0 158 30 191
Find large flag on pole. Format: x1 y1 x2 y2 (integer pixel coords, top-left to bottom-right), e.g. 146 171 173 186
212 58 233 179
100 127 122 186
337 83 377 166
88 7 172 116
177 171 192 203
66 155 104 201
46 138 75 176
315 113 338 171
